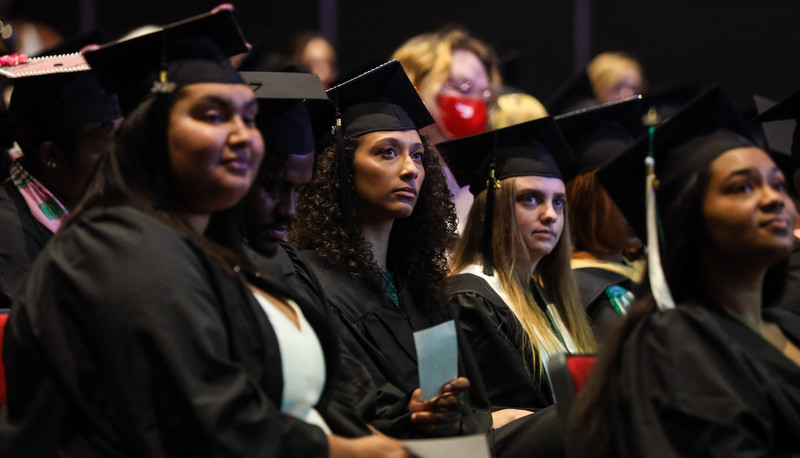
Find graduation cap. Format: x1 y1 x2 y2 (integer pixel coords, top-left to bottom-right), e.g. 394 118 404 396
752 89 800 197
596 86 756 310
640 83 702 126
325 59 434 137
555 95 644 175
324 60 434 235
1 46 120 139
83 9 248 114
545 70 598 116
437 116 574 275
240 71 333 156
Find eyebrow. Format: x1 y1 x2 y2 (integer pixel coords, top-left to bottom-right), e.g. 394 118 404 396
198 95 258 110
371 137 424 151
516 188 566 197
725 166 782 180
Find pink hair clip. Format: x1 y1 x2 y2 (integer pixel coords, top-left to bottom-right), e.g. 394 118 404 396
0 53 29 67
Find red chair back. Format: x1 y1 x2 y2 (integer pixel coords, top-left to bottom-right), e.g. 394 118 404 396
546 353 597 458
0 309 9 406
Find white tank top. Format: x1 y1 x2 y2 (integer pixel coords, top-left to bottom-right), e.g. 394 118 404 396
252 292 331 434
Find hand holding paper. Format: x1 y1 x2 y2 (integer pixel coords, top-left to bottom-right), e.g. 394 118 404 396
413 320 458 401
409 320 466 436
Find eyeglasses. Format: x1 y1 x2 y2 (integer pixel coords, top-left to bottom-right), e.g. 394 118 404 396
442 79 494 103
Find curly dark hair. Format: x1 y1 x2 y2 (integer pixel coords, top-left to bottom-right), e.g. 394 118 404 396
290 133 457 316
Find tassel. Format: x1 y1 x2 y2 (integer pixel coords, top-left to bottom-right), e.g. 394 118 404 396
482 161 500 276
645 126 675 310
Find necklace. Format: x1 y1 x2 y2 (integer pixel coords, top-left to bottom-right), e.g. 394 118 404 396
380 271 401 308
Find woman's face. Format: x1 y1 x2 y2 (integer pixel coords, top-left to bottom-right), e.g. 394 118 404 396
515 175 566 264
703 147 796 265
168 83 264 216
352 130 425 224
432 49 491 140
597 66 642 104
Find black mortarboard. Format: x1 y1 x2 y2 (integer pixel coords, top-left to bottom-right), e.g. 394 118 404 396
325 60 434 137
640 83 701 126
597 86 756 242
84 10 248 114
437 116 574 196
752 90 800 197
555 95 644 175
545 70 598 116
437 117 573 275
325 60 433 236
2 50 120 136
240 71 332 155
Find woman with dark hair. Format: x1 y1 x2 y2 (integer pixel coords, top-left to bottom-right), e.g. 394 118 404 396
571 88 800 457
557 97 645 343
439 117 596 410
0 11 407 458
0 61 121 304
290 60 470 437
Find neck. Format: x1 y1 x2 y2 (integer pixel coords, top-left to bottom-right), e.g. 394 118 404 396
182 211 211 235
359 218 394 271
700 250 766 330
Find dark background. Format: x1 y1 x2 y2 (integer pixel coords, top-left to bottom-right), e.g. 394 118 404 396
11 0 800 113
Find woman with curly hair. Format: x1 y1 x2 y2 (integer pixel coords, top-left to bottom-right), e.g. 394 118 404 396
290 61 564 457
290 60 470 437
438 117 596 411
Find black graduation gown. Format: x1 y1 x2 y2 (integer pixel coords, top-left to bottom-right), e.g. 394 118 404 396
572 267 632 343
298 253 566 458
0 179 53 307
298 251 493 439
0 206 354 457
608 304 800 457
448 273 553 410
768 240 800 314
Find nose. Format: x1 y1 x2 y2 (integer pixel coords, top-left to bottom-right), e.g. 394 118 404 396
400 154 420 181
276 190 297 220
229 115 258 148
760 183 786 213
540 202 558 225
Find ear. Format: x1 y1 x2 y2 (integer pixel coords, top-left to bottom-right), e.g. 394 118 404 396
38 141 64 170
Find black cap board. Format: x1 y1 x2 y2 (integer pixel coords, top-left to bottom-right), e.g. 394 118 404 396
555 95 644 175
240 71 333 156
545 70 597 116
437 116 574 196
84 9 247 114
596 86 756 240
752 90 800 197
325 59 434 137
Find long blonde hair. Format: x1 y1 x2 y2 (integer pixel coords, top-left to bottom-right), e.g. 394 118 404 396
451 177 597 373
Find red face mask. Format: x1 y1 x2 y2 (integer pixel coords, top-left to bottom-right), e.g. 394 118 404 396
435 93 488 139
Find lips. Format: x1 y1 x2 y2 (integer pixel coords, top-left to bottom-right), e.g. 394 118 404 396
262 224 289 241
394 186 418 199
532 229 556 239
761 217 790 232
221 153 251 173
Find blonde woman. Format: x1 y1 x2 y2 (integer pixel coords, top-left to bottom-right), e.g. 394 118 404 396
439 117 596 409
586 52 645 105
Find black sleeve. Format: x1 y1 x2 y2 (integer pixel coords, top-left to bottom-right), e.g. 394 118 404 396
4 209 330 457
617 310 775 457
449 289 552 410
